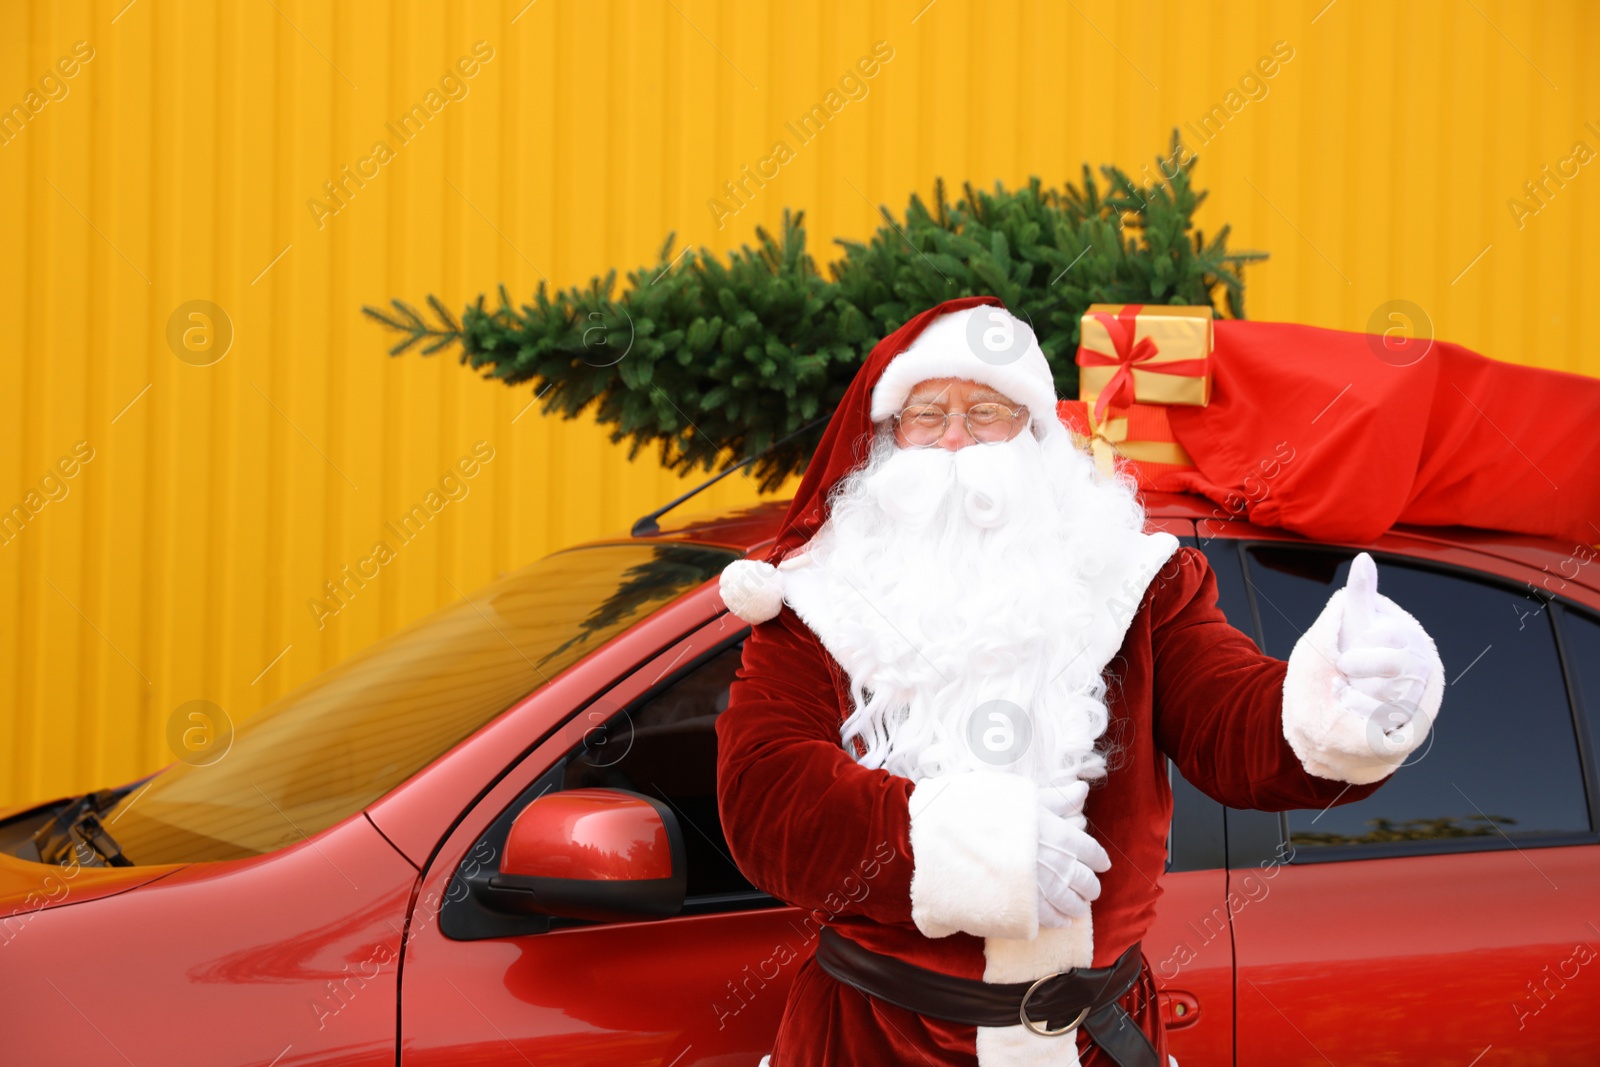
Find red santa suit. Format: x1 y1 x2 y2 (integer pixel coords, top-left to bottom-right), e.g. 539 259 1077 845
714 296 1446 1067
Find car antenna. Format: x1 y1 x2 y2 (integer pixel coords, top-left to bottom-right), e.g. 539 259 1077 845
632 415 830 537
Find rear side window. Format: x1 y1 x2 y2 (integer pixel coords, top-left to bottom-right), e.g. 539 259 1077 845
1197 538 1259 639
1556 604 1600 820
1243 546 1591 855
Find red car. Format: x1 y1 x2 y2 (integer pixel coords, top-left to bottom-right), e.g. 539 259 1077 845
3 491 1598 1066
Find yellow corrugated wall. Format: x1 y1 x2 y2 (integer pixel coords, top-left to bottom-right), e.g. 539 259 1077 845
3 0 1596 806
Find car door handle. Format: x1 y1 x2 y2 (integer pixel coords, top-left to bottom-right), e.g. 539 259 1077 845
1158 989 1202 1030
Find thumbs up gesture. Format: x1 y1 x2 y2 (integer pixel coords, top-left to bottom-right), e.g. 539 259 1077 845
1334 553 1434 736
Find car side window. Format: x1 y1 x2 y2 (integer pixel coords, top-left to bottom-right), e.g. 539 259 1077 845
562 639 762 904
1243 546 1591 855
1555 604 1600 823
1197 537 1261 640
1159 537 1253 873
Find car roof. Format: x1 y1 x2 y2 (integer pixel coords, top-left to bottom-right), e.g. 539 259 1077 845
630 492 1600 601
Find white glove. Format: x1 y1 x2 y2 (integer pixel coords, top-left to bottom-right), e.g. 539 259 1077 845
1036 780 1112 929
1334 553 1435 735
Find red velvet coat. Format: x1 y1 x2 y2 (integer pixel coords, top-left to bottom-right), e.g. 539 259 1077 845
716 544 1390 1066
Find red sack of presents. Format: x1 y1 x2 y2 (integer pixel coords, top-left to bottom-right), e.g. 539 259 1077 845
1159 320 1600 550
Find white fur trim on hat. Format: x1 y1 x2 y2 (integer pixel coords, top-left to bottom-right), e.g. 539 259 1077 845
719 559 786 624
869 306 1060 434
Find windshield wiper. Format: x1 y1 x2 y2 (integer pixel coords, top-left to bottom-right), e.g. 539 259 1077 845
31 788 134 867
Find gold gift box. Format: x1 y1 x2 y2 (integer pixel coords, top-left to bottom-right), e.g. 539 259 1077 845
1076 303 1214 415
1057 398 1195 485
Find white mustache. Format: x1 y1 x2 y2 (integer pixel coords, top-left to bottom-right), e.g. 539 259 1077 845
953 437 1033 528
863 434 1041 531
863 445 952 527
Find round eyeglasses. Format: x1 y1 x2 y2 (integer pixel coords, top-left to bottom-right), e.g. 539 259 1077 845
892 402 1030 447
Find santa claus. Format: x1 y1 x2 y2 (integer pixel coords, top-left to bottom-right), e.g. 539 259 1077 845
714 295 1445 1067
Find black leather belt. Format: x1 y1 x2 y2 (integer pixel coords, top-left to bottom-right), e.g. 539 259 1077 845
815 926 1159 1067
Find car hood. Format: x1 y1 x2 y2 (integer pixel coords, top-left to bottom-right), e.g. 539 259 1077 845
0 848 183 916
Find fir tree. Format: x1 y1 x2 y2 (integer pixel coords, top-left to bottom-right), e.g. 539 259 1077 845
364 132 1264 491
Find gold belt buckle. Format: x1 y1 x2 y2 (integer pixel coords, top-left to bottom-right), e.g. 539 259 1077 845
1019 972 1092 1037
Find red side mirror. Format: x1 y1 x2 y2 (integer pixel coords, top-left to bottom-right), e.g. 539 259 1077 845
487 788 686 922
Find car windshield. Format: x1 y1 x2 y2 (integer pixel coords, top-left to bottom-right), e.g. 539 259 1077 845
104 542 738 865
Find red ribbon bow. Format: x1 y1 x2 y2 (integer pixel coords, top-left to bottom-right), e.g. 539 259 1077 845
1077 304 1209 424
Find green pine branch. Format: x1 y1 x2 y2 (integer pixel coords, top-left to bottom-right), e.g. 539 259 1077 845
362 130 1266 492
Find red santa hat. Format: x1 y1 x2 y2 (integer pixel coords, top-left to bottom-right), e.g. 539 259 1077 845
719 295 1064 625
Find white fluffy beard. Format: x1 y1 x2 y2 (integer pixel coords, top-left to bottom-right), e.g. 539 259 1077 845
796 426 1149 791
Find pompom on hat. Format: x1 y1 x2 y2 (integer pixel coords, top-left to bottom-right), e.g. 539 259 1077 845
718 296 1063 624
